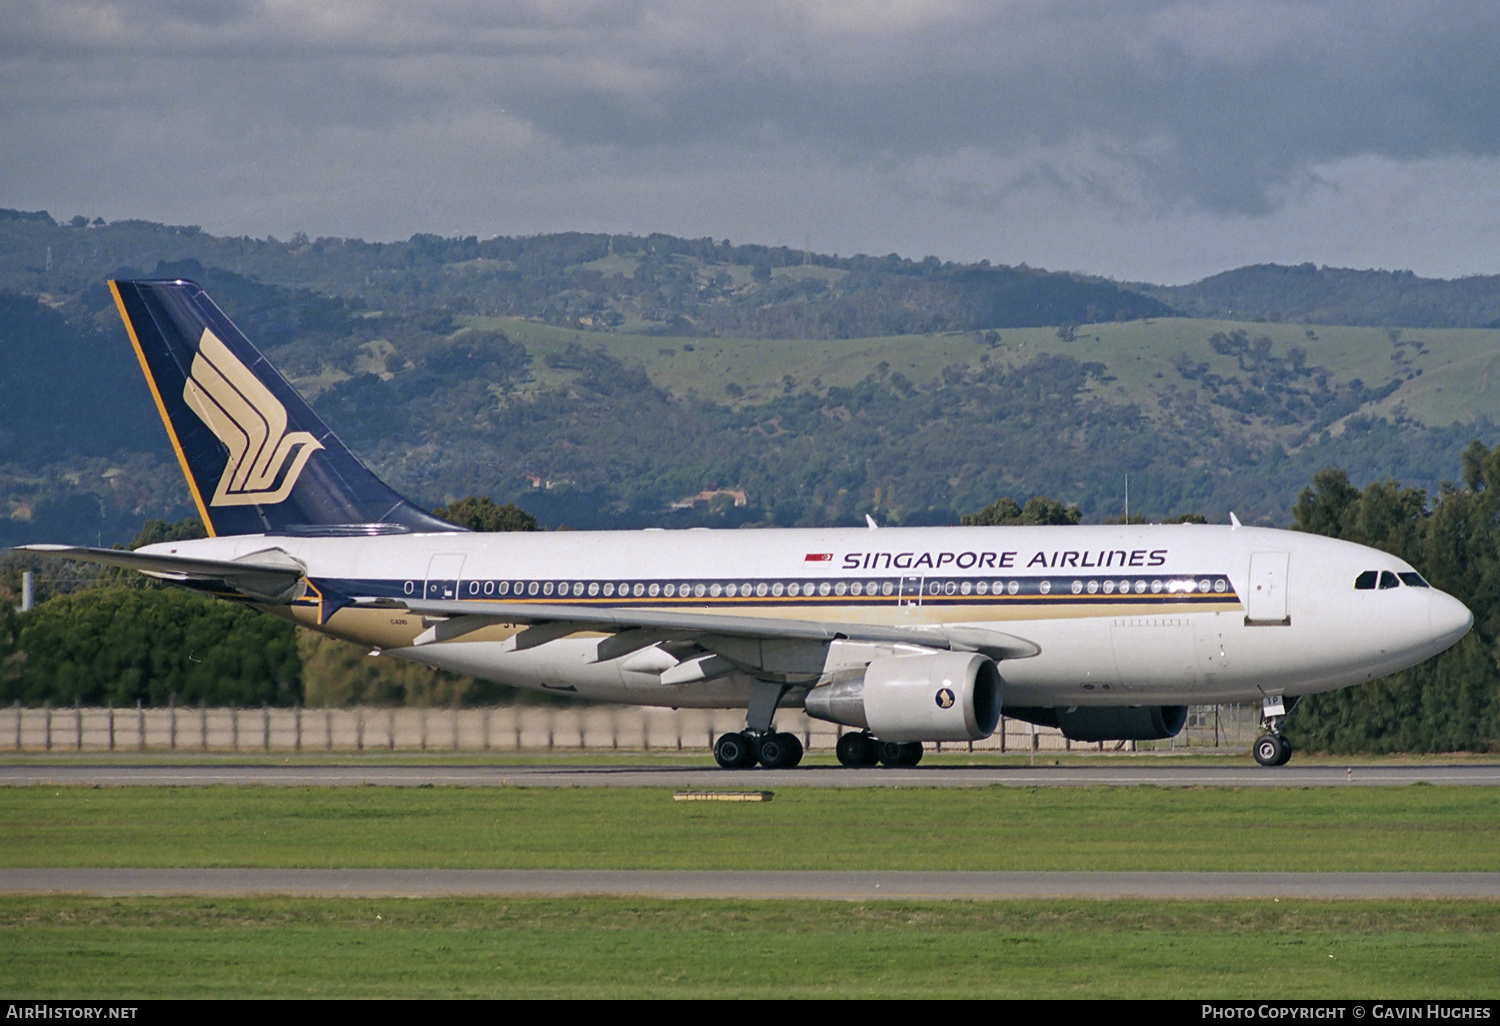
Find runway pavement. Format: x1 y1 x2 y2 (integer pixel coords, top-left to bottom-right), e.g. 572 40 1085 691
2 761 1498 787
3 868 1497 900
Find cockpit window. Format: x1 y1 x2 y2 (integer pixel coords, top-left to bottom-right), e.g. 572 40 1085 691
1357 569 1426 590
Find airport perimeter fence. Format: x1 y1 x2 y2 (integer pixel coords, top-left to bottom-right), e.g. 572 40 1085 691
6 701 1262 755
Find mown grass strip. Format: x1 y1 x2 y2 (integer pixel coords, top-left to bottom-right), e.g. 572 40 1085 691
3 785 1497 871
1 897 1496 999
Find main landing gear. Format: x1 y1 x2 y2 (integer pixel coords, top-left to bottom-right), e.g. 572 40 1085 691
713 680 806 769
835 732 922 768
711 680 923 770
1253 694 1295 767
713 730 804 769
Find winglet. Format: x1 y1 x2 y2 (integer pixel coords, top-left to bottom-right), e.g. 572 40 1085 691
1229 512 1242 529
865 514 879 530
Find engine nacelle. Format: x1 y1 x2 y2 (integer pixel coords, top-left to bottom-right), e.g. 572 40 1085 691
804 652 1002 742
1005 704 1188 742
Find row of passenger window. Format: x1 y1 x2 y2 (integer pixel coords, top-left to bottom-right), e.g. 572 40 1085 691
436 576 1233 600
1353 570 1431 590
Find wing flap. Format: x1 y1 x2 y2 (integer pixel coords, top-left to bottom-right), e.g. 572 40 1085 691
395 597 1040 660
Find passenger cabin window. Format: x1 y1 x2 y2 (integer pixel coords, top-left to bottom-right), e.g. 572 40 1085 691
1399 572 1431 588
1355 571 1378 590
1379 571 1401 589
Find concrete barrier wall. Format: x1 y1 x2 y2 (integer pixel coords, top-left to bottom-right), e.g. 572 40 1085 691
5 702 1260 754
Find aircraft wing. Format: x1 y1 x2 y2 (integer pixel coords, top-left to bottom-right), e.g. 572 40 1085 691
394 597 1041 661
15 544 307 604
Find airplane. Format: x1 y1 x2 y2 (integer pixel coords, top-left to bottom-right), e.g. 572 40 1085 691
16 279 1475 769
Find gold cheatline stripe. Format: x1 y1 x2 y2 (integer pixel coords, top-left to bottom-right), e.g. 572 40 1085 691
109 281 217 538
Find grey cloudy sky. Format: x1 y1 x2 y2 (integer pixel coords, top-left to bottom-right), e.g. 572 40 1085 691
5 0 1500 283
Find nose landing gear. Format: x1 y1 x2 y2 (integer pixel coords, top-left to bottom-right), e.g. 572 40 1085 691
1253 695 1294 766
1253 732 1292 766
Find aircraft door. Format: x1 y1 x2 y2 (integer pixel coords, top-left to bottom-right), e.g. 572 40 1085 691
899 576 924 607
1245 551 1291 625
425 553 467 602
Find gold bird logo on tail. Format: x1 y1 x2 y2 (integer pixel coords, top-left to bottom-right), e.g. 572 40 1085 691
182 328 323 507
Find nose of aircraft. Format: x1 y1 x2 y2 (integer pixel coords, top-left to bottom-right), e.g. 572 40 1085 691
1430 590 1474 649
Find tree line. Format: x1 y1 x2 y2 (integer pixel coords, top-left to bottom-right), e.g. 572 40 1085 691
1284 444 1500 752
2 469 1497 752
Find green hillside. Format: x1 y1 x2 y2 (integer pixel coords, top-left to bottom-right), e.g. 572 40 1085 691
2 210 1499 543
486 315 1500 431
1141 263 1500 328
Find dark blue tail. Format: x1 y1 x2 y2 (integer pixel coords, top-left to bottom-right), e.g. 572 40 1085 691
111 279 460 537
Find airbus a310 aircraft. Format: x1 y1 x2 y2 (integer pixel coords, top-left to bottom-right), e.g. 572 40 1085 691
18 280 1474 768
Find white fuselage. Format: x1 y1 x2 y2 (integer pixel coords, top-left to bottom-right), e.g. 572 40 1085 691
143 522 1473 711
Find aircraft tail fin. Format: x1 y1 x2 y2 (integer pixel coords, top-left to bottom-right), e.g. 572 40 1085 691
110 279 460 538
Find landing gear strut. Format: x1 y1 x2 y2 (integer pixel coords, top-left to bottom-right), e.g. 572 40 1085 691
1253 694 1294 767
715 681 807 769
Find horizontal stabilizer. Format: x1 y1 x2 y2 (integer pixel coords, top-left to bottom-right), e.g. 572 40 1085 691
15 544 307 604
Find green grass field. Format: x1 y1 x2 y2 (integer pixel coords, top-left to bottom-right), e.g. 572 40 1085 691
6 783 1497 997
3 897 1496 998
4 785 1497 871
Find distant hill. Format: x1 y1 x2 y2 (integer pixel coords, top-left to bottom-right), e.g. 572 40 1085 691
1141 263 1500 328
2 209 1500 545
0 210 1172 339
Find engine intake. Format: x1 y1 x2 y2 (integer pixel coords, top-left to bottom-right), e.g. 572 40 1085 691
804 652 1002 742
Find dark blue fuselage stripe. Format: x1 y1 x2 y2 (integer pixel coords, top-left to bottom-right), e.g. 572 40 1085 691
300 573 1241 608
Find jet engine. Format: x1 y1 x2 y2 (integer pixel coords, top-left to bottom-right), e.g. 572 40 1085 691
803 652 1002 742
1004 704 1188 742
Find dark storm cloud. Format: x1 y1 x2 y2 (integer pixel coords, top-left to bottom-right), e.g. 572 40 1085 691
476 1 1500 218
4 1 1500 279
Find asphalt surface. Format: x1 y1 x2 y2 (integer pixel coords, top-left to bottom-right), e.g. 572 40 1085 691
4 868 1498 900
3 762 1498 787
